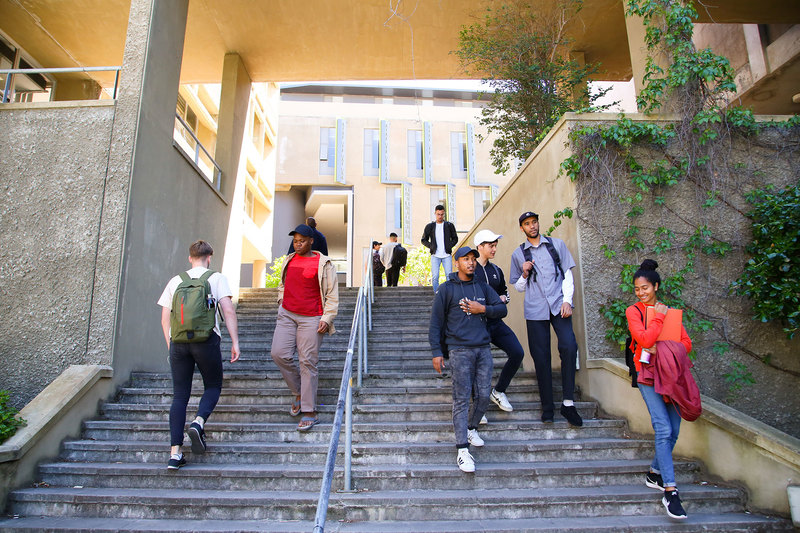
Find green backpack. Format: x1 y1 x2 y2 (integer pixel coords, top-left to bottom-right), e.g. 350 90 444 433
170 270 217 343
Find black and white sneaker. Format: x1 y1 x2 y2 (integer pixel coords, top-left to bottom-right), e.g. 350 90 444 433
188 422 207 454
662 489 687 520
167 453 186 470
645 471 665 491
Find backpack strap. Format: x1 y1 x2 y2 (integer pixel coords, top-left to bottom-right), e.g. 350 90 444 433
541 239 564 281
519 244 534 285
199 270 215 283
179 272 191 283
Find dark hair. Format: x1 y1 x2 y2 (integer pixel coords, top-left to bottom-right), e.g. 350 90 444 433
633 259 660 287
189 240 213 258
305 216 316 228
435 204 445 212
389 232 398 238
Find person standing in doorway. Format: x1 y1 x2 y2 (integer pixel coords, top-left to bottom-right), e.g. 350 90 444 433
287 216 328 256
429 246 507 473
421 204 459 292
509 211 583 427
271 224 339 431
473 229 525 413
158 240 240 470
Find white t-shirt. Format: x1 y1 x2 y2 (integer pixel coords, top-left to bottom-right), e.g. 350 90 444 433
434 222 448 258
157 267 232 336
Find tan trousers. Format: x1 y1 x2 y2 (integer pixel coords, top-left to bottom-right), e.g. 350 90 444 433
270 305 323 413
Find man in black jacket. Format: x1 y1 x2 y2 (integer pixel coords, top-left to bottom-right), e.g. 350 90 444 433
287 217 328 256
429 246 507 473
421 205 459 292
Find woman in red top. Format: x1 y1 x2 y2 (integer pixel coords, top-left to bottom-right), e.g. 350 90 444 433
270 224 339 431
626 259 692 521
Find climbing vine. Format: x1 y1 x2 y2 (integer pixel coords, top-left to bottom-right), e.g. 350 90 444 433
557 0 800 395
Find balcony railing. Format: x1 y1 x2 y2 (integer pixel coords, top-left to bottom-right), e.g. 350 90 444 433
173 113 222 191
0 66 121 103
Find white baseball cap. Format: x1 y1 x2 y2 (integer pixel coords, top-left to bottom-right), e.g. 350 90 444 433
473 229 503 247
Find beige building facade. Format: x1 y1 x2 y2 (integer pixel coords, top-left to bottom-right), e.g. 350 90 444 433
272 84 513 286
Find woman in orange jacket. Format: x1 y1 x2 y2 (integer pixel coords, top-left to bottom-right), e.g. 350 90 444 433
626 259 692 521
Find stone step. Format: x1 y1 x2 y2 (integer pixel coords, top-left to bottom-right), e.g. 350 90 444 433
97 401 598 423
60 438 656 465
5 485 746 522
82 419 628 443
0 513 791 533
35 459 702 493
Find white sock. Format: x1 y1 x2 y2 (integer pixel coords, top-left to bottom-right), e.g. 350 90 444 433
170 453 182 459
562 400 574 407
194 416 205 428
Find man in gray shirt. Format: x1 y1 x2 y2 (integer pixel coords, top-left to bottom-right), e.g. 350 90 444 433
509 211 582 427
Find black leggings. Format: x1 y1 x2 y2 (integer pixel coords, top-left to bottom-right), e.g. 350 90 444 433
489 320 525 392
169 332 223 446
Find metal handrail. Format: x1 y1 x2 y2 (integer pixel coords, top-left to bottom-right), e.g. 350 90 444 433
174 112 223 190
313 242 374 533
1 66 121 103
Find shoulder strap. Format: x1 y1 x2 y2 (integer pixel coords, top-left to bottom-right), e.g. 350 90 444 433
199 270 215 283
519 244 535 284
179 272 191 283
541 240 564 281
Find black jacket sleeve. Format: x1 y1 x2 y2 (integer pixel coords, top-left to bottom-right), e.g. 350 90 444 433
447 222 459 250
495 264 508 298
482 282 507 321
428 286 448 358
421 222 434 251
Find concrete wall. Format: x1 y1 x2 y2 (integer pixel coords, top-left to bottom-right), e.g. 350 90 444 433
0 101 116 407
272 188 308 259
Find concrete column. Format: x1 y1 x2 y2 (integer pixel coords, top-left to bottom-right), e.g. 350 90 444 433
569 51 588 107
743 24 768 82
217 53 253 299
86 0 189 364
624 11 670 110
252 260 267 288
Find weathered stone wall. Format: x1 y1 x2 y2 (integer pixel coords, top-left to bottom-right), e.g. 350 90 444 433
0 101 116 408
576 119 800 438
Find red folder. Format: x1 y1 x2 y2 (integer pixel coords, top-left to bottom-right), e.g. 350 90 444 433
646 307 683 342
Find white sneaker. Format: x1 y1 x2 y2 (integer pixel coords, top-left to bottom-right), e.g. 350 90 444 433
467 428 485 447
490 389 513 412
480 415 488 425
457 448 475 473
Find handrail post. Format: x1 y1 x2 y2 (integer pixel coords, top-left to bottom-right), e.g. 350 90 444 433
362 304 368 375
357 294 363 388
344 377 353 491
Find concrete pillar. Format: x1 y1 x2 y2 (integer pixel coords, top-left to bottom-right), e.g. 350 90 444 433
624 11 671 110
569 51 588 107
743 24 768 82
252 259 267 288
217 53 253 299
86 0 189 365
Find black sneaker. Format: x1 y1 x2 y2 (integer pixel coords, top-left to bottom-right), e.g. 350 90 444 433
662 489 687 520
645 471 665 491
167 453 186 470
188 422 207 454
560 405 583 427
541 411 554 423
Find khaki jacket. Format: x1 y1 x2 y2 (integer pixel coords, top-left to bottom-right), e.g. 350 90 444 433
278 252 339 334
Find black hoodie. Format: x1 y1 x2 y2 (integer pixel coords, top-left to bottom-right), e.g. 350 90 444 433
429 272 507 358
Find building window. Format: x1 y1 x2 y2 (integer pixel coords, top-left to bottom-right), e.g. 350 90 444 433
176 94 199 147
407 129 423 178
319 127 336 175
450 131 467 179
244 187 255 220
364 128 380 176
474 189 491 221
386 187 402 235
430 187 447 219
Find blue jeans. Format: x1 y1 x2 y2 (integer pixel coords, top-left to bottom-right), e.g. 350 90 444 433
169 332 223 446
639 383 682 488
450 346 493 448
525 314 577 417
430 255 452 292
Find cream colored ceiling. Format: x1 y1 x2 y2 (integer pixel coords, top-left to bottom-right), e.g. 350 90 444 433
1 0 799 86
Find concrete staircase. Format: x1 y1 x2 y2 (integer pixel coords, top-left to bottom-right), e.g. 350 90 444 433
0 286 792 531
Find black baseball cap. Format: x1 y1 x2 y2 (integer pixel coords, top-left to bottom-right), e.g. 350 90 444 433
372 240 382 246
519 211 539 225
453 246 478 261
289 224 314 237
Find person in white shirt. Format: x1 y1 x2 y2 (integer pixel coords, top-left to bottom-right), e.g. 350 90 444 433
157 240 240 469
420 205 459 292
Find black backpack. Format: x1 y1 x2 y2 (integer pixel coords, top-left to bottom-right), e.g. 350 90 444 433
519 241 564 285
373 251 385 275
392 245 408 268
624 306 644 388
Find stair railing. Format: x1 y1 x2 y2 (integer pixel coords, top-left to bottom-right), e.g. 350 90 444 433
313 243 374 533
